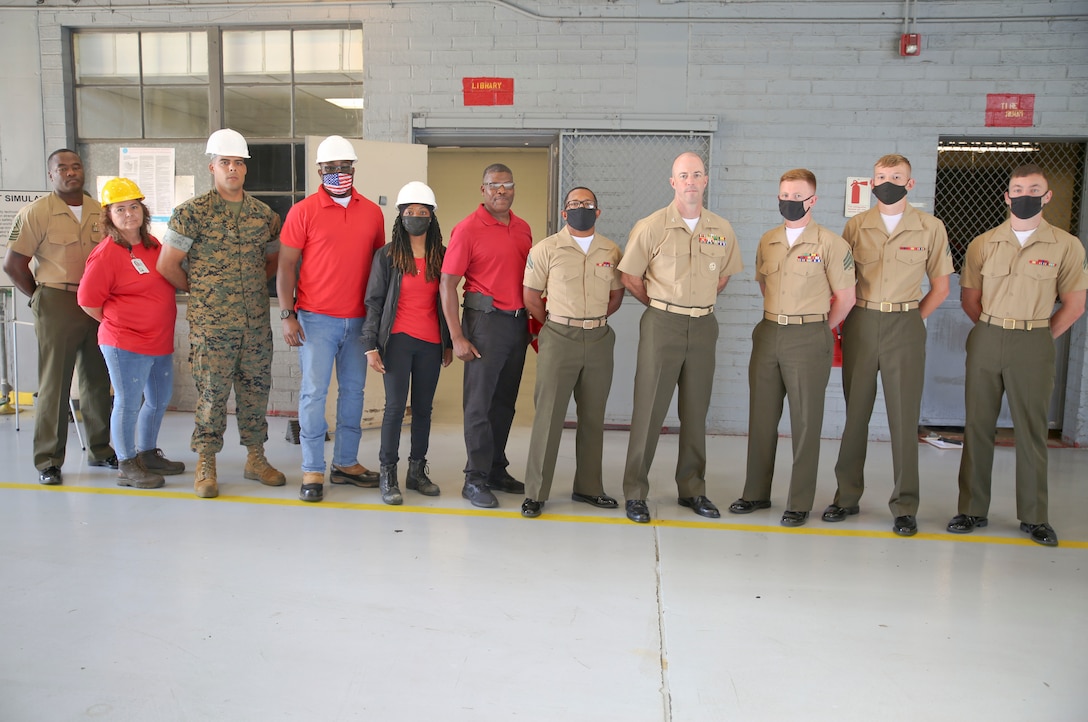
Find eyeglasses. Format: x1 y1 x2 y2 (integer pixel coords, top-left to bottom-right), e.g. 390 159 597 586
319 164 354 174
564 201 597 210
484 182 515 191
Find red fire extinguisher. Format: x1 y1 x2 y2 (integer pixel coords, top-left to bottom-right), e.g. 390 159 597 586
850 179 869 205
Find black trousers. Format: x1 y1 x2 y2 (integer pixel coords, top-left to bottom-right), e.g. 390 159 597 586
379 333 443 466
461 308 528 482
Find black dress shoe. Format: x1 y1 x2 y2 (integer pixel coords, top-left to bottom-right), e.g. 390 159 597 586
947 514 988 534
893 515 918 537
299 483 324 503
821 504 860 523
571 492 618 508
521 498 543 518
38 466 62 485
487 471 525 494
89 454 119 470
728 498 771 514
625 499 651 524
329 464 379 488
1020 522 1058 547
462 481 499 508
678 496 721 519
781 510 809 527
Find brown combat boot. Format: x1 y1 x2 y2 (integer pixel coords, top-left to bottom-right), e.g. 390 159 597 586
136 448 186 476
244 446 286 486
117 458 165 489
194 454 218 498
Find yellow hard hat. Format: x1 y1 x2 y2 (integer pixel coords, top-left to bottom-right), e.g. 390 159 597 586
101 177 144 206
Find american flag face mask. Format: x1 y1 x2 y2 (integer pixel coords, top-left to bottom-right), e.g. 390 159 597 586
322 172 354 195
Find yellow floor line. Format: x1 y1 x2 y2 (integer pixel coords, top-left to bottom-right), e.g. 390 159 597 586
1 482 1084 548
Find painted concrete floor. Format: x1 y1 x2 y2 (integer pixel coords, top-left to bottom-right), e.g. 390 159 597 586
0 411 1085 721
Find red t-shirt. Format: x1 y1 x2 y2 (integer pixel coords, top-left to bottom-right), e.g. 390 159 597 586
391 257 441 344
77 236 177 356
441 204 532 311
280 189 385 317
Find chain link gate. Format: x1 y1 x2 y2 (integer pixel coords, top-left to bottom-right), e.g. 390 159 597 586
923 138 1086 430
934 139 1086 271
559 132 713 249
556 131 712 426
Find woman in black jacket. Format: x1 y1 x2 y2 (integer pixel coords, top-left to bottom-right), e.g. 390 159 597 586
361 182 452 504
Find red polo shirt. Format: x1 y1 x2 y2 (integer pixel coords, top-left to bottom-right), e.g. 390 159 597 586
280 188 385 318
77 237 177 356
442 204 532 311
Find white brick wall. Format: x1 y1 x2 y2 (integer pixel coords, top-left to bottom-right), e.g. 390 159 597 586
9 0 1088 441
169 303 299 417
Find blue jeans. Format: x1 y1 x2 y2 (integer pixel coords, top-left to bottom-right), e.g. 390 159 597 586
100 345 174 461
297 310 367 472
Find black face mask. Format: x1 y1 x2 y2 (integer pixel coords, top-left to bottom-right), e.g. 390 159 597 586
871 181 909 205
401 215 431 237
779 195 813 223
565 207 597 232
1009 195 1044 220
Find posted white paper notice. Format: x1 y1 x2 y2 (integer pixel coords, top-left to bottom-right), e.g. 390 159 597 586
845 177 871 217
119 147 176 225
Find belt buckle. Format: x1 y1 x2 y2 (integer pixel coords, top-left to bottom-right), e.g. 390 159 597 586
776 314 789 326
1002 318 1016 330
581 319 595 330
880 301 893 313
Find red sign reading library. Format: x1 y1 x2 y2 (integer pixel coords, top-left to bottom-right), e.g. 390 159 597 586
463 77 514 106
985 93 1034 127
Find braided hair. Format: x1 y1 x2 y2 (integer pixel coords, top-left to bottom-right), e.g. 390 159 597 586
390 209 444 282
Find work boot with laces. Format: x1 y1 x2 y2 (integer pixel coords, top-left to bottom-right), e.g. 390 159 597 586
117 458 165 489
244 446 286 486
405 458 440 496
194 454 218 498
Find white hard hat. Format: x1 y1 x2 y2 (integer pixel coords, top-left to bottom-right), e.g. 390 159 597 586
315 135 358 164
396 181 437 210
206 128 250 158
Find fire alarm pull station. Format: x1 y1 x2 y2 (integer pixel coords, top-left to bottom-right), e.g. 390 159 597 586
899 33 921 56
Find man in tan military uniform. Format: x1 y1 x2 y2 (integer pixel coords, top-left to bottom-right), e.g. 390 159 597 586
730 169 856 527
827 154 953 537
3 149 116 484
158 129 285 498
618 152 743 524
520 187 625 518
948 164 1087 547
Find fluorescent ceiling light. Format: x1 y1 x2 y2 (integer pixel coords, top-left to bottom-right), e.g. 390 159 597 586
326 97 365 110
939 143 1040 154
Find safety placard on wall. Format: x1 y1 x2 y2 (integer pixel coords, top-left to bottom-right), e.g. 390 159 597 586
985 93 1034 127
463 77 514 106
844 177 871 217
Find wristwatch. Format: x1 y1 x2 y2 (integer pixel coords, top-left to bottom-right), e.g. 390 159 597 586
280 309 296 320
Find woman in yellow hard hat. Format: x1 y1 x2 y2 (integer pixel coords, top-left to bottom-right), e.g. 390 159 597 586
77 177 184 490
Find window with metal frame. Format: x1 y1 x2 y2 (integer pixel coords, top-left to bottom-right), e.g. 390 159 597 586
934 139 1085 272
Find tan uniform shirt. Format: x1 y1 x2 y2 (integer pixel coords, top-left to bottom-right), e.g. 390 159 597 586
756 222 856 316
617 201 743 307
961 219 1088 320
843 204 952 304
7 193 103 286
524 226 622 319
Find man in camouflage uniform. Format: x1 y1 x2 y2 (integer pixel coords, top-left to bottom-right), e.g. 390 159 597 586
157 129 285 498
